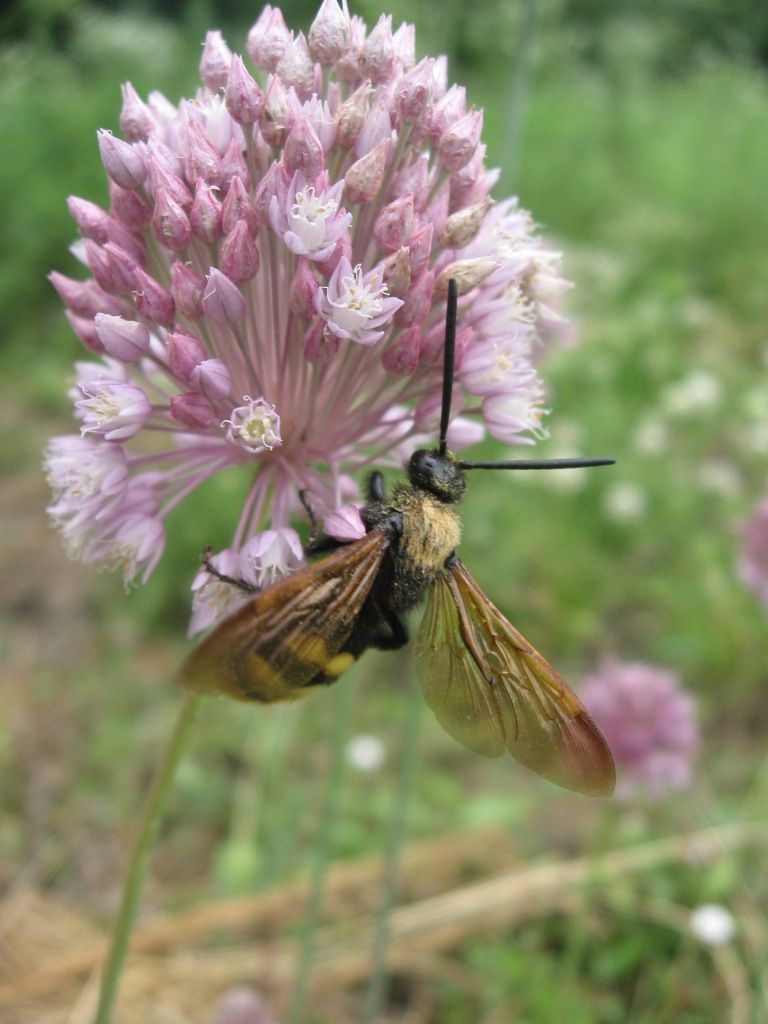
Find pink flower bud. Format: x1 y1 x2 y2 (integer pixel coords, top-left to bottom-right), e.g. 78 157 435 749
119 83 153 141
152 189 193 251
408 221 433 278
66 311 104 352
289 258 318 319
390 159 428 215
284 117 325 179
166 329 207 380
302 318 339 363
105 219 144 262
393 23 415 69
313 232 351 278
373 193 414 252
170 261 205 319
420 321 473 366
324 504 366 541
424 182 450 238
220 137 253 192
382 325 421 376
170 391 216 428
435 256 498 296
225 55 264 124
441 197 493 248
85 240 137 293
354 99 391 158
220 220 260 284
97 130 146 190
109 181 151 230
433 55 448 98
183 119 222 186
395 269 434 327
362 15 396 84
49 272 101 317
308 0 349 65
103 242 139 291
438 107 483 172
202 268 246 324
260 74 295 148
221 176 259 236
381 246 411 296
190 181 223 244
277 32 315 100
247 5 291 72
191 357 232 399
146 137 183 178
344 139 389 204
147 156 191 208
67 196 112 243
253 159 288 223
134 267 175 325
95 314 150 362
429 84 466 143
397 58 435 126
334 15 365 83
336 81 372 150
199 30 233 91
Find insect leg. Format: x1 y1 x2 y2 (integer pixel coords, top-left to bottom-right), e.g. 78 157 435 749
369 601 410 651
300 488 358 556
299 488 320 543
201 549 260 594
367 471 386 502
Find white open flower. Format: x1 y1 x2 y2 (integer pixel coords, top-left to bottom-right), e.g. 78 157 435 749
689 904 736 946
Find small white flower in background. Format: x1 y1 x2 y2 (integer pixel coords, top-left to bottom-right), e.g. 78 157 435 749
743 421 768 455
345 733 386 772
633 416 669 455
661 369 722 417
603 481 647 522
696 460 741 497
689 904 736 946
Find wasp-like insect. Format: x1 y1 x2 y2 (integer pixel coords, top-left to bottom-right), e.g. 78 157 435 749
180 280 616 796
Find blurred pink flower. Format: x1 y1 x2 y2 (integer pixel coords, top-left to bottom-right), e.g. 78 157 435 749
210 986 278 1024
581 660 699 802
45 0 572 627
739 491 768 608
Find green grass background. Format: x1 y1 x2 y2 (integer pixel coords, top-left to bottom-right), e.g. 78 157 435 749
2 1 768 1020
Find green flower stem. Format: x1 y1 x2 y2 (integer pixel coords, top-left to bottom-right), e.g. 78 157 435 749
363 672 423 1023
93 692 201 1024
287 683 353 1024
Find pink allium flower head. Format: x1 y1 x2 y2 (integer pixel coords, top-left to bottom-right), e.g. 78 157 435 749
739 491 768 608
581 661 699 802
46 2 573 627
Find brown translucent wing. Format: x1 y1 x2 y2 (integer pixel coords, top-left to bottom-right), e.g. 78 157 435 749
415 560 615 796
179 530 389 702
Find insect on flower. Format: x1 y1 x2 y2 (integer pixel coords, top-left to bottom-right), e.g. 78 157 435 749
180 281 616 797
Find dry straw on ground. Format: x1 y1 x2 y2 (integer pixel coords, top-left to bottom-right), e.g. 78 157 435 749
1 820 765 1023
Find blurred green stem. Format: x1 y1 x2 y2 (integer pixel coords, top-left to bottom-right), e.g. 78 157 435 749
287 683 352 1024
93 692 201 1024
503 0 537 186
362 672 423 1023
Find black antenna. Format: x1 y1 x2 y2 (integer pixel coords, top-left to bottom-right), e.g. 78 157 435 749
438 278 458 457
458 457 615 470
